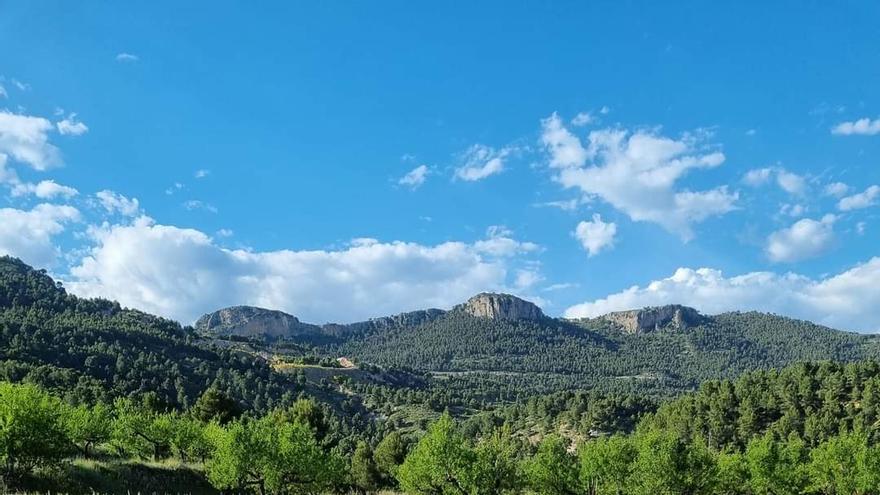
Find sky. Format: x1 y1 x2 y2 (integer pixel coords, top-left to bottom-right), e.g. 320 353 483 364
1 1 880 331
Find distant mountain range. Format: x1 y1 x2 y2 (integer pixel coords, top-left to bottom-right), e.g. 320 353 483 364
196 292 880 397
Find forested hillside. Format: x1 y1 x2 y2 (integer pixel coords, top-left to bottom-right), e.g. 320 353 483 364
0 256 313 412
315 300 880 397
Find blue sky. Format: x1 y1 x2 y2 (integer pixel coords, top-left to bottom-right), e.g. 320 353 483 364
1 2 880 330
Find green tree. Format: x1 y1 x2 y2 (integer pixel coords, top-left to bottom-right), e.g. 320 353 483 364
744 433 809 495
111 398 174 460
524 434 580 495
64 401 112 458
0 382 72 479
206 415 342 495
191 387 242 424
808 432 880 495
628 428 717 495
397 413 477 495
374 430 408 486
351 440 380 493
579 435 636 495
471 426 522 494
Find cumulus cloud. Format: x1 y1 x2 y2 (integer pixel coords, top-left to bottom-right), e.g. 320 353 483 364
766 214 835 263
56 114 89 136
11 179 78 199
194 169 210 179
0 203 80 267
541 114 734 240
574 214 617 256
743 168 772 186
398 164 429 189
832 117 880 136
0 85 6 99
540 113 588 168
454 144 514 181
0 111 61 170
838 185 880 211
564 258 880 332
776 170 807 195
95 190 140 217
824 182 850 198
66 220 541 323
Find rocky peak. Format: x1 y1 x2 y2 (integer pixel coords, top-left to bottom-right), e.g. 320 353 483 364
195 306 319 338
457 293 544 321
601 305 703 334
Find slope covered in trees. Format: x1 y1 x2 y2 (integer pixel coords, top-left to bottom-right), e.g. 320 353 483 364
0 256 310 412
322 304 880 397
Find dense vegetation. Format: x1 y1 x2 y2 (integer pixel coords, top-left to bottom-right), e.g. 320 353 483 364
4 256 880 493
322 306 880 398
8 361 880 494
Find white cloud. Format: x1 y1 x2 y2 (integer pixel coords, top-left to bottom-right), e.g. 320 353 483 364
534 198 582 211
541 114 734 240
398 164 429 189
776 170 806 195
454 144 513 181
67 219 540 323
832 117 880 136
0 203 80 267
0 85 6 99
779 203 806 218
540 113 588 168
857 222 866 235
743 167 806 195
574 214 617 257
116 53 139 62
183 200 218 213
743 168 772 186
11 179 78 199
838 185 880 211
473 225 540 257
571 112 593 127
824 182 850 198
564 258 880 332
766 214 835 263
95 190 140 217
56 114 89 136
0 111 61 170
194 169 210 179
216 228 234 238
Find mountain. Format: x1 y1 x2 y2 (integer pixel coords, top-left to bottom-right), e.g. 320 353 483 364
456 292 544 321
593 304 704 334
0 256 345 413
195 306 322 338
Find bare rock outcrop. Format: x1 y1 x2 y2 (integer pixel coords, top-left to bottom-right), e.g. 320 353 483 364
457 293 544 321
601 305 703 334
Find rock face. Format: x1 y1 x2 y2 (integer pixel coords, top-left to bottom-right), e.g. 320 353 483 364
457 293 544 321
195 306 319 338
601 305 703 334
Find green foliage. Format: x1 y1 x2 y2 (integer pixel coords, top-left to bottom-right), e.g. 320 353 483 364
191 387 241 424
374 430 408 485
111 398 174 460
471 426 523 495
0 382 72 479
524 435 580 495
205 415 343 494
578 435 636 495
64 401 112 458
350 440 380 492
627 428 717 495
397 413 477 494
807 432 880 495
